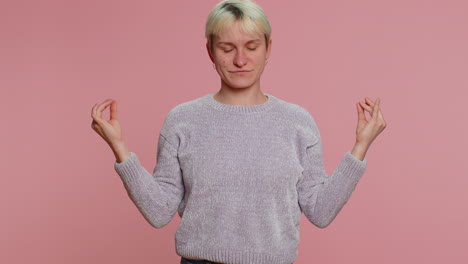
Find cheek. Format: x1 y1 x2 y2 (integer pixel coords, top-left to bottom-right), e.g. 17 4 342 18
254 54 265 63
214 53 228 67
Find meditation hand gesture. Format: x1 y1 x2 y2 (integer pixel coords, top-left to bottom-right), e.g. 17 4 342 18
91 98 130 162
351 97 387 160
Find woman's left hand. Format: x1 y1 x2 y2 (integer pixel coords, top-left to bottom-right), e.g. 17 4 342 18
355 97 387 148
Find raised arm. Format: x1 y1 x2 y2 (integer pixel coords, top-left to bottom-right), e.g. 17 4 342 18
114 134 184 229
297 97 386 228
91 98 184 229
297 131 367 228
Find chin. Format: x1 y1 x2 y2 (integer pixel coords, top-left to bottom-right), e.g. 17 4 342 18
227 80 257 89
228 84 255 89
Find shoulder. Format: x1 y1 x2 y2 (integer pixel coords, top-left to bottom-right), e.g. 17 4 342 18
159 94 207 136
168 95 206 117
272 94 318 127
270 94 321 143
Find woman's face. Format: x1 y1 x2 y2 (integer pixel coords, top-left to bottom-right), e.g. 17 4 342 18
207 20 272 91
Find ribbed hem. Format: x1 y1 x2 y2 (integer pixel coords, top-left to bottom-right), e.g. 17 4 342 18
177 245 296 264
113 152 141 183
201 92 278 114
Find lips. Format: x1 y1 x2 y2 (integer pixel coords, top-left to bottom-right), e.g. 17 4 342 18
230 70 252 73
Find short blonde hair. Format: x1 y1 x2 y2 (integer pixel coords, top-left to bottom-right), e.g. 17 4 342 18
205 0 272 53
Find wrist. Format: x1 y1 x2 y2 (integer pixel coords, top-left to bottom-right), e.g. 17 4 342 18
110 142 130 163
351 142 369 161
109 140 126 151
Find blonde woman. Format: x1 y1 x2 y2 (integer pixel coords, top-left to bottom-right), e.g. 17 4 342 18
91 0 386 263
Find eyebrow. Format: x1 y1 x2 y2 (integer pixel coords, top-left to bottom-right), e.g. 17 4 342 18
216 39 261 46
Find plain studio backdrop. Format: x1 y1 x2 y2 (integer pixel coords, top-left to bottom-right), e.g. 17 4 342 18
1 0 467 263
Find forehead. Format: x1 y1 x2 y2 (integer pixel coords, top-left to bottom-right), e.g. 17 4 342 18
214 21 263 45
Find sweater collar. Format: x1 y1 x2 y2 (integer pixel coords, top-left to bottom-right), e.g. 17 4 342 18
203 92 277 114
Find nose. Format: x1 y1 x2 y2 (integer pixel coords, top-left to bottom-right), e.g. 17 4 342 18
233 49 247 68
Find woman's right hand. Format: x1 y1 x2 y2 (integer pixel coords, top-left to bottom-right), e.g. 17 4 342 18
91 98 129 161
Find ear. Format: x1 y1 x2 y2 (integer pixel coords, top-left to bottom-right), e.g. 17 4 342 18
206 42 215 63
266 38 272 60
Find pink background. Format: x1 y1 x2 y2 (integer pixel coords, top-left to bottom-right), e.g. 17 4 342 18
2 0 467 263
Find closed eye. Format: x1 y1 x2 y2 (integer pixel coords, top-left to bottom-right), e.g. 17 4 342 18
223 47 257 53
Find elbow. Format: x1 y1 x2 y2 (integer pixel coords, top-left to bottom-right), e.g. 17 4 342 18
146 215 171 229
305 214 331 229
150 220 168 229
302 203 334 228
139 207 172 229
309 211 337 229
313 218 332 229
308 199 344 229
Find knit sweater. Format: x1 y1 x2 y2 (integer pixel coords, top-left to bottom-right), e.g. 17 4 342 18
114 92 368 264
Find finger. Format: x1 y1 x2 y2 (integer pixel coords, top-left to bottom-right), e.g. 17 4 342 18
378 109 384 123
372 98 380 121
359 100 372 113
92 102 100 122
377 105 386 126
93 99 111 123
97 98 113 120
356 102 365 121
365 97 375 107
110 100 118 121
364 97 377 114
91 120 101 133
97 98 112 112
91 103 97 118
379 107 385 120
92 120 104 135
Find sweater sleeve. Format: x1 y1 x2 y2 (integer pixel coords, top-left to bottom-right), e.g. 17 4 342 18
113 133 184 229
297 119 367 229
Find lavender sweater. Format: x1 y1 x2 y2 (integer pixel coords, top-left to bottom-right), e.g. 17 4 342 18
114 92 367 264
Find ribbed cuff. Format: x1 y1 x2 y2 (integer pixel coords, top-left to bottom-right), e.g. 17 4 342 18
344 151 367 168
113 152 142 183
338 151 368 184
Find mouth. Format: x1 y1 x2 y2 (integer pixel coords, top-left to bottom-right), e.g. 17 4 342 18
229 70 252 74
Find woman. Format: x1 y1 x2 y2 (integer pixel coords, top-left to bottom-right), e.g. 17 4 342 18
91 0 386 264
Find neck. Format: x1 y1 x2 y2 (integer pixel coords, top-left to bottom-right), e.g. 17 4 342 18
215 81 267 106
